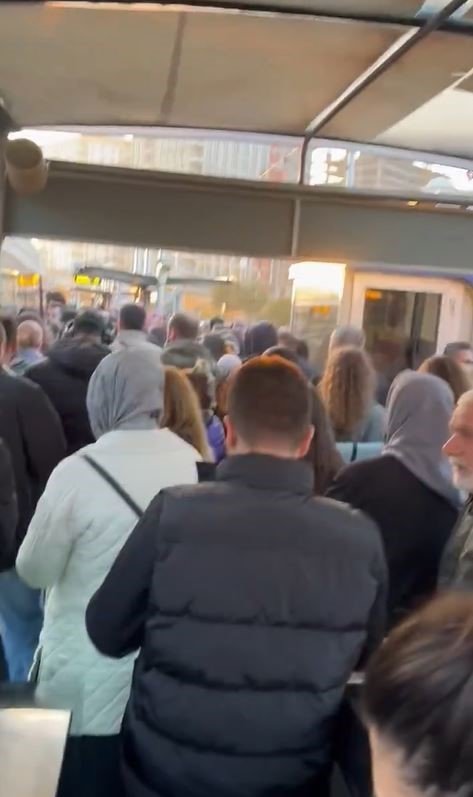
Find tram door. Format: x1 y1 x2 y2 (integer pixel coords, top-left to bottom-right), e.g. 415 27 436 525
362 288 441 402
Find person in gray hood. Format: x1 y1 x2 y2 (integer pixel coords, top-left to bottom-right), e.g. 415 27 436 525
327 371 459 625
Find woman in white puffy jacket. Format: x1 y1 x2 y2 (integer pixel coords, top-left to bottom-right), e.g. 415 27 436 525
16 348 202 797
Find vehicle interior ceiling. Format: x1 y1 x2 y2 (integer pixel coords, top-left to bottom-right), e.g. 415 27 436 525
0 0 473 273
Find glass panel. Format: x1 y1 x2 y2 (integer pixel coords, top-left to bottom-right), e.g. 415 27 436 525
0 237 293 328
307 140 473 197
362 288 441 401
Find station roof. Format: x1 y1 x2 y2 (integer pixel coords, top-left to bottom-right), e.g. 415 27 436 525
0 1 473 161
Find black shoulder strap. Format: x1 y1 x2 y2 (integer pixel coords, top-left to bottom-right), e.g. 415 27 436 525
82 455 144 519
350 442 358 463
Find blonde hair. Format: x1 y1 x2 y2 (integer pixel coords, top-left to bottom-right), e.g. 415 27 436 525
161 367 212 460
320 346 376 440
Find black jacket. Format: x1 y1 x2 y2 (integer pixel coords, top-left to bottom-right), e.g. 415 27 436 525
27 338 109 455
326 455 458 626
87 454 386 797
0 439 18 571
0 369 66 546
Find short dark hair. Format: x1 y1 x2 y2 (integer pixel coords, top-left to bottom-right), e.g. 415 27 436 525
444 341 472 356
169 313 199 341
46 291 66 306
119 303 146 332
210 316 224 330
0 313 17 350
228 356 311 448
364 593 473 796
72 309 104 339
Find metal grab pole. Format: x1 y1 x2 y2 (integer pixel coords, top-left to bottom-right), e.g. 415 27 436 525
298 0 472 185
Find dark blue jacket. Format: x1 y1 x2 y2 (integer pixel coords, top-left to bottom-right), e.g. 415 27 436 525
87 455 386 797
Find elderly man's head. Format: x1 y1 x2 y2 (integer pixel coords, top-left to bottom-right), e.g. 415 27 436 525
17 320 44 352
329 325 366 353
444 390 473 493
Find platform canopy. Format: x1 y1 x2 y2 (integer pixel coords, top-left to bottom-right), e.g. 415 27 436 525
1 1 473 270
0 1 472 158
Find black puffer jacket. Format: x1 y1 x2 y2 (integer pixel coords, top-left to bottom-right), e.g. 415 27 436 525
0 438 18 571
0 369 65 545
87 455 386 797
27 337 109 455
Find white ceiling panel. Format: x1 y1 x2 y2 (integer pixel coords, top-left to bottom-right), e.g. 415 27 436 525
377 87 473 158
0 3 403 133
320 29 473 156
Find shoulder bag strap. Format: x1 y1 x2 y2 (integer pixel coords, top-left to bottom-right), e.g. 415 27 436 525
350 442 358 463
82 454 144 519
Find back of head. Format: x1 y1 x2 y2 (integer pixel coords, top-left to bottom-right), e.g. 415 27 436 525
119 303 146 332
162 366 211 459
244 321 278 358
46 290 66 307
264 345 301 367
329 325 366 352
320 346 375 439
168 313 199 343
278 327 299 352
444 341 472 359
210 316 224 331
227 356 312 457
203 333 226 362
87 348 164 438
419 355 470 403
0 313 17 360
17 320 43 351
73 309 105 341
364 593 473 797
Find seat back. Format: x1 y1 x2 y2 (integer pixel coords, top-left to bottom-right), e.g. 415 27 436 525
337 442 383 464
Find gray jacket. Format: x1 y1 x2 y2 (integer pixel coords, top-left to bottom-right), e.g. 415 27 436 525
112 330 161 355
438 498 473 589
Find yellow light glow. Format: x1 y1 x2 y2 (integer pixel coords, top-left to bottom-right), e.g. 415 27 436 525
289 261 346 297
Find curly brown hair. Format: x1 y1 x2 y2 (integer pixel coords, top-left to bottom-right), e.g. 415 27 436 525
319 346 376 441
418 355 470 403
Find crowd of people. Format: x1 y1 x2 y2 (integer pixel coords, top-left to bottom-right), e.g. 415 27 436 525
1 300 473 797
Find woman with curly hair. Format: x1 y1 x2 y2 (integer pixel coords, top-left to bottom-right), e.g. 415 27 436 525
320 346 385 442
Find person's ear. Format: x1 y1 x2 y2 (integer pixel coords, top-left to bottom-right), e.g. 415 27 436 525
297 425 314 458
224 416 238 453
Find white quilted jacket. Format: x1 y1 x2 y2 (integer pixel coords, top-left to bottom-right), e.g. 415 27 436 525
16 428 201 736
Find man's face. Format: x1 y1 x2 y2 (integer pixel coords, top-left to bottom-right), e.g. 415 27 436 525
444 401 473 492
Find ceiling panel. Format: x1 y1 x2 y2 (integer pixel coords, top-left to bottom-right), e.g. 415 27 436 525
174 1 426 17
377 87 473 158
320 29 473 156
0 3 403 133
168 13 402 133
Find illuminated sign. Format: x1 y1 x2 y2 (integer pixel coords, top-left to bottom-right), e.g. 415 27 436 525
17 273 40 288
74 274 101 287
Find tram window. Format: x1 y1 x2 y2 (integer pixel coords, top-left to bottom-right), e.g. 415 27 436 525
363 289 441 396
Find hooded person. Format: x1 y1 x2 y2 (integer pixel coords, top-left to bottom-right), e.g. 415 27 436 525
16 348 203 797
327 370 459 626
244 321 278 359
26 309 110 455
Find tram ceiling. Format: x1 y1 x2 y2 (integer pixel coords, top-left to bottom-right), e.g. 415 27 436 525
1 3 473 158
5 160 473 273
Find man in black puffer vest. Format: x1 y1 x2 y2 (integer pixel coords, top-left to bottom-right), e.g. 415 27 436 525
87 356 387 797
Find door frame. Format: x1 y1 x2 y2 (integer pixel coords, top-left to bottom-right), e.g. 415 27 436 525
345 271 469 355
